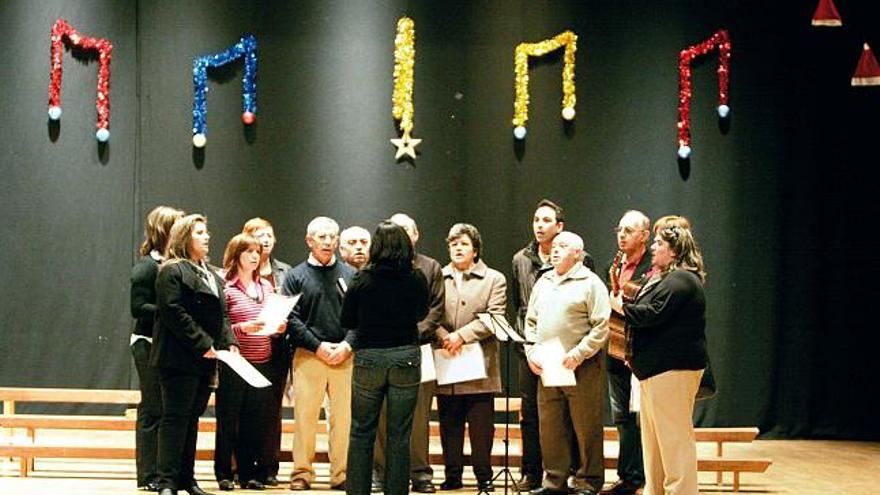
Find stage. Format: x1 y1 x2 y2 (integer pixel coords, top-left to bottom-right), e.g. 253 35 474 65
1 437 876 495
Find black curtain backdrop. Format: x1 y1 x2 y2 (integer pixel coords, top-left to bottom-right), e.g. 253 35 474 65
0 0 877 439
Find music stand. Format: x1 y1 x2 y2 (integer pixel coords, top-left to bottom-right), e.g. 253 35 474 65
476 312 529 495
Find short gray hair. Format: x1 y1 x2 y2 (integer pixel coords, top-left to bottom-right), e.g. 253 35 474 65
340 225 370 243
389 213 418 236
553 231 584 252
306 216 339 237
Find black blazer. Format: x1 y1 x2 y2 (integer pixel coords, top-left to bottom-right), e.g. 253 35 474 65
150 260 238 374
623 269 707 380
130 255 160 338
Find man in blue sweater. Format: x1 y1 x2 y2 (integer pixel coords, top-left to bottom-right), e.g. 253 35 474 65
283 216 357 491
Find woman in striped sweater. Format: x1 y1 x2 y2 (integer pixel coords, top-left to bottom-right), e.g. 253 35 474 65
214 234 287 491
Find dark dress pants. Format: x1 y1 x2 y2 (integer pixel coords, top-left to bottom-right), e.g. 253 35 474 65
266 344 291 478
132 339 162 487
537 357 605 493
518 354 542 478
157 367 213 491
347 346 421 495
520 353 581 480
437 393 495 483
607 356 644 486
215 362 273 483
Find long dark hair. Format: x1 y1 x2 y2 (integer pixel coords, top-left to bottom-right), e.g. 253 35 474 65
367 221 414 272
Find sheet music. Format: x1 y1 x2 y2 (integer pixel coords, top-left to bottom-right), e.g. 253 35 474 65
531 337 576 387
476 312 525 343
420 344 436 383
477 313 506 341
216 350 272 388
433 343 487 385
629 373 641 412
252 293 300 335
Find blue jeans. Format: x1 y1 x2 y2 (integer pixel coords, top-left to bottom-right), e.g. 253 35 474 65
346 346 421 495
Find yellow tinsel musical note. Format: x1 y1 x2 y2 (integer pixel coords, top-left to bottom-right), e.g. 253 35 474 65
512 31 577 140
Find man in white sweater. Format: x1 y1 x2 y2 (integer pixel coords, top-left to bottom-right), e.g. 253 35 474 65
525 231 611 495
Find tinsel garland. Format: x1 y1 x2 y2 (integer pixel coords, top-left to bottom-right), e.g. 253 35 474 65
390 16 421 159
391 16 415 135
191 34 258 148
677 29 731 159
47 19 113 142
512 30 577 140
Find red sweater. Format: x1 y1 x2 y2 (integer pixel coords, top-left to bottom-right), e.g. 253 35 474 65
225 277 274 363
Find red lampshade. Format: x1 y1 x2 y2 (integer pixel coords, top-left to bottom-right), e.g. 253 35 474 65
851 43 880 87
811 0 842 27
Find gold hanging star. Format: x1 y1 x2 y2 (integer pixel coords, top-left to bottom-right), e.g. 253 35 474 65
390 131 421 160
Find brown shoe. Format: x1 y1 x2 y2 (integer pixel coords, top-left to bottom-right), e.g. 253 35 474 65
289 479 310 491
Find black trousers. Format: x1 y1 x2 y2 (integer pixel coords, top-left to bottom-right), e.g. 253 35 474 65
518 355 543 478
266 346 290 478
157 367 213 491
132 339 162 486
214 361 273 483
437 393 495 483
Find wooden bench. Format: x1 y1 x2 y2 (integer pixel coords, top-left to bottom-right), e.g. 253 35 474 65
0 387 770 491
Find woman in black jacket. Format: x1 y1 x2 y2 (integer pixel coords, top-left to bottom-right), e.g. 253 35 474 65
340 222 429 495
130 205 183 491
610 218 707 495
151 214 239 495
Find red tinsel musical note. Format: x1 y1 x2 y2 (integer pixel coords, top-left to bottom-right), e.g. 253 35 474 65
48 19 113 142
677 29 731 159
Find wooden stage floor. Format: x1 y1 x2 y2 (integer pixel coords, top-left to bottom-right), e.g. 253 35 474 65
0 438 877 495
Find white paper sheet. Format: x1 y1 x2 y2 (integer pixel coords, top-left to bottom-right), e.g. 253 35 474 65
420 343 436 383
251 293 300 335
433 343 487 385
531 337 577 387
629 373 641 412
216 350 272 388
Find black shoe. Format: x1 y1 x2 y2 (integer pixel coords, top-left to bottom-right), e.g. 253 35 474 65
244 480 265 490
217 480 235 491
517 474 541 492
602 480 642 495
412 480 436 493
439 479 463 490
185 485 215 495
477 480 495 492
529 488 567 495
371 479 384 493
158 489 177 495
264 476 279 487
141 481 161 492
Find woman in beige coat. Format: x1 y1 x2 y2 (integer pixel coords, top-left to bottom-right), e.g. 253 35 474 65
435 223 507 492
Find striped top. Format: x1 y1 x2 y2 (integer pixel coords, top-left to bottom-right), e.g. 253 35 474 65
225 276 274 363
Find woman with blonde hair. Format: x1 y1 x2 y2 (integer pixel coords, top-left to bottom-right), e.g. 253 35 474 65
151 214 239 495
214 234 287 491
130 206 184 491
610 220 707 495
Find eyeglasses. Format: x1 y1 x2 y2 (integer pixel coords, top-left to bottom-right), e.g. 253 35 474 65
614 226 643 235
